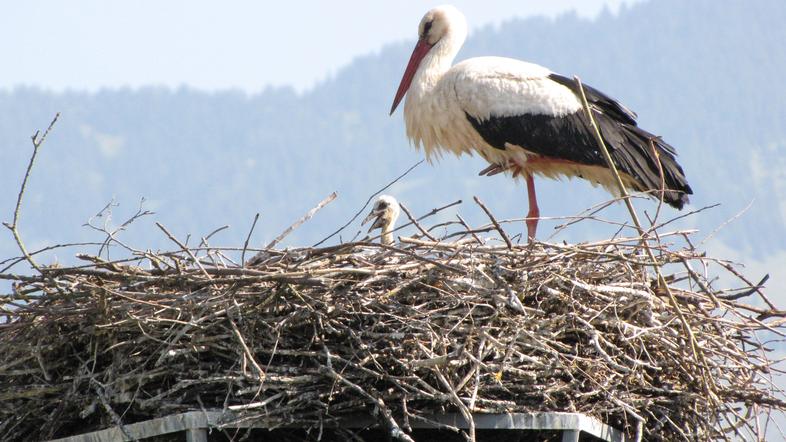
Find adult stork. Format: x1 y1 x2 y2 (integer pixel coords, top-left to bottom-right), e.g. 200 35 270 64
390 5 692 240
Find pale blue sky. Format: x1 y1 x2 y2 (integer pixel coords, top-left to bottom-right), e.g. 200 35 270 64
2 0 638 92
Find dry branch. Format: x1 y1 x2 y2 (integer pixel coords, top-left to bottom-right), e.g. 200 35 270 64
3 113 60 273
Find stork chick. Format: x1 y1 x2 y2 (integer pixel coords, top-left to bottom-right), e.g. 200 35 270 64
362 195 401 245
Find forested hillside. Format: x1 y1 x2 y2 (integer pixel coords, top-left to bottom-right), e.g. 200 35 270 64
1 0 785 273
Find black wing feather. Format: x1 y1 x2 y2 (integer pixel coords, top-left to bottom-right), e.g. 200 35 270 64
547 73 638 124
465 75 692 209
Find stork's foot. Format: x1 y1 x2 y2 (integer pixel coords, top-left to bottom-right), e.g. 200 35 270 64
478 162 523 177
478 163 507 176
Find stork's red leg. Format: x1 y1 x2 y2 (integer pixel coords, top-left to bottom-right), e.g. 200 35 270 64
525 173 540 240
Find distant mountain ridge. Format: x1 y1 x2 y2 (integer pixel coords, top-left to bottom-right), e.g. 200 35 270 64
2 0 785 268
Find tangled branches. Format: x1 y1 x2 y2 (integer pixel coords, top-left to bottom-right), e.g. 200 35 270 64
1 219 784 441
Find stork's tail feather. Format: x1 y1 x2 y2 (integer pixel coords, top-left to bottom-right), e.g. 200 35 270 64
596 116 693 210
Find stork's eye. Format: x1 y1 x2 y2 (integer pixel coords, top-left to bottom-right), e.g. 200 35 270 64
377 201 389 209
421 20 433 38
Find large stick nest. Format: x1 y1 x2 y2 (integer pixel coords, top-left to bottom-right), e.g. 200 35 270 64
1 215 784 441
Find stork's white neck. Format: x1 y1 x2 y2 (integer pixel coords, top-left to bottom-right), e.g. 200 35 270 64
402 8 469 159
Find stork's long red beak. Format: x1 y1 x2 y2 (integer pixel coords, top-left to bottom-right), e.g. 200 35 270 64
390 39 433 115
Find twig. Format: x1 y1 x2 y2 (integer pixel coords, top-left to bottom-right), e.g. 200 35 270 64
269 192 337 249
155 222 211 279
573 77 645 239
398 202 437 241
83 198 153 258
90 378 133 440
202 225 229 244
455 214 483 245
0 241 103 274
718 262 778 311
473 196 512 249
321 352 415 442
434 366 475 442
229 317 265 380
647 138 667 227
700 199 754 246
241 213 260 266
718 274 769 301
3 113 60 273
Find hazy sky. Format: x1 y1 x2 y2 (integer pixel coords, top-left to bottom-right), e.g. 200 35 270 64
3 0 639 92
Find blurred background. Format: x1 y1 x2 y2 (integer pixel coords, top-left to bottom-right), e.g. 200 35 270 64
1 0 784 297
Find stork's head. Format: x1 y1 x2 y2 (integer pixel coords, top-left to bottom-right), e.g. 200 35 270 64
390 5 467 115
362 195 401 244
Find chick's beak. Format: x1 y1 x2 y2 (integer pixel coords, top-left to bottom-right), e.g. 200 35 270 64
362 209 385 232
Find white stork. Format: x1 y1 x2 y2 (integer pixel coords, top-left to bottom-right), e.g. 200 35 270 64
390 5 692 240
362 195 401 245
